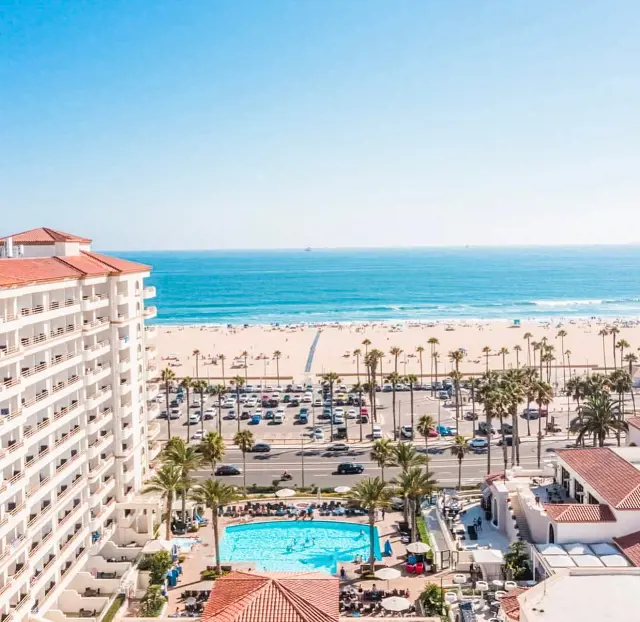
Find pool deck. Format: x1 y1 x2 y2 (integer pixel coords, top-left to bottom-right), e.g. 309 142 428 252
166 507 450 615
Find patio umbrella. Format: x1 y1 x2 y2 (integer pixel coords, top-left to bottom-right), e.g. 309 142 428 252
375 567 401 591
381 596 411 612
276 488 296 498
185 598 196 607
334 486 351 493
406 541 431 554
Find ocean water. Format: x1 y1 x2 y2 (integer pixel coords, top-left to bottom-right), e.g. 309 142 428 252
115 246 640 325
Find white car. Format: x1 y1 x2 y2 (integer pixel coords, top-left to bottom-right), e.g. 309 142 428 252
265 385 274 392
238 394 248 403
468 437 489 450
246 398 258 408
204 408 216 419
313 398 323 407
334 408 345 416
275 407 286 417
372 424 383 439
301 393 312 403
188 412 201 425
347 409 357 419
223 399 236 409
192 430 205 441
311 428 325 441
191 399 201 408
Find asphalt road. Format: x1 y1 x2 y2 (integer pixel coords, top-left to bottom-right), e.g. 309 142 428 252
193 436 566 489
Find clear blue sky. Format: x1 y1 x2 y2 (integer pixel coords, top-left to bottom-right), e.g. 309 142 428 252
1 1 639 249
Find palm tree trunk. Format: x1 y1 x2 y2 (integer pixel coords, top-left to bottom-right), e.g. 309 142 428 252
424 435 429 469
236 387 241 434
403 495 409 525
391 386 397 440
499 414 508 470
525 398 531 436
181 489 187 523
165 382 172 439
330 383 334 442
242 451 247 496
419 353 423 385
213 510 221 574
613 335 617 369
200 387 205 434
381 464 385 483
359 389 363 442
602 336 607 372
537 401 542 467
486 415 492 474
369 512 376 572
218 395 223 435
458 458 462 489
222 358 226 386
276 358 280 386
166 498 173 540
410 498 417 542
244 355 248 382
410 385 415 430
516 349 520 369
356 356 360 383
186 387 191 444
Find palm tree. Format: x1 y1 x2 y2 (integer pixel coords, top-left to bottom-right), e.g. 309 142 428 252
272 350 282 386
450 436 469 489
180 377 194 442
370 439 394 482
449 350 464 422
392 467 436 542
322 371 341 441
523 332 533 366
231 376 245 433
353 348 362 383
365 351 380 423
362 338 371 358
624 352 638 376
417 414 436 466
482 346 491 372
405 373 418 430
161 367 176 439
193 349 201 379
617 340 630 370
218 353 226 386
531 341 539 369
240 350 249 382
493 386 510 471
610 369 634 421
476 371 500 474
392 442 426 474
233 429 254 495
163 438 203 522
191 480 236 573
513 344 522 369
610 327 620 369
350 477 391 572
556 330 568 389
416 346 425 384
210 384 226 435
353 382 365 441
194 379 208 433
532 380 553 467
390 347 403 373
428 338 439 393
571 393 628 447
386 371 402 439
142 465 182 540
565 350 572 379
598 328 609 372
199 431 225 474
498 347 509 372
432 351 440 392
376 349 385 389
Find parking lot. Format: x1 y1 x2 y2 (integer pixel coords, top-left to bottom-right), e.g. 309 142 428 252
152 380 581 446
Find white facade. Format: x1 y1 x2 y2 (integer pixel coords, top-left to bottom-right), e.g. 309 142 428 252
0 236 159 621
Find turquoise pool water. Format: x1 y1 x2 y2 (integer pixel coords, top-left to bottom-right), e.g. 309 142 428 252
219 520 381 574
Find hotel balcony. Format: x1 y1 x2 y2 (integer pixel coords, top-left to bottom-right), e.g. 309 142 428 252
148 441 162 462
88 433 113 461
86 385 112 411
146 401 160 419
143 306 157 320
147 382 159 399
118 358 131 374
21 298 81 326
117 337 131 351
88 455 115 483
143 286 156 299
0 343 22 362
83 340 110 361
87 408 113 436
0 309 19 329
21 351 82 386
147 421 161 439
0 376 21 401
81 294 109 313
82 317 109 335
145 344 157 358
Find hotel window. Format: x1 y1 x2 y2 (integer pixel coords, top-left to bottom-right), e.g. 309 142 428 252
561 467 570 494
574 481 585 503
588 493 599 505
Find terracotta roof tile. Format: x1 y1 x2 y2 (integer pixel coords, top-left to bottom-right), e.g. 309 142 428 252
556 448 640 510
202 571 339 622
543 503 616 523
613 530 640 567
82 251 151 274
0 227 91 245
500 587 528 621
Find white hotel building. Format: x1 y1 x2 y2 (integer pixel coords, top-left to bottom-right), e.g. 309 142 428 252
0 228 162 622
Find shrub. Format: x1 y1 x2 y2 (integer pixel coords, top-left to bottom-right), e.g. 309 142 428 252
419 583 444 616
102 594 125 622
141 585 166 617
146 550 173 585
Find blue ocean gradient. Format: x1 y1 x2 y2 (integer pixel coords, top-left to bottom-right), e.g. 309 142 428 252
115 246 640 325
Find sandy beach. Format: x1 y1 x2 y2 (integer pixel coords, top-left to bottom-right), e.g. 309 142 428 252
155 318 640 385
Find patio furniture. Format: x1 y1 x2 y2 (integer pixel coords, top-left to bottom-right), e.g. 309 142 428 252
405 563 416 574
504 581 518 591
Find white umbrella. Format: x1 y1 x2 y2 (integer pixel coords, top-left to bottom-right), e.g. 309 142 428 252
334 486 351 493
276 488 296 498
381 596 411 612
375 567 401 590
185 597 196 606
141 540 173 554
406 541 431 554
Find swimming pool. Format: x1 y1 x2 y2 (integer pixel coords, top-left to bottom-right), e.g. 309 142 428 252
218 520 381 574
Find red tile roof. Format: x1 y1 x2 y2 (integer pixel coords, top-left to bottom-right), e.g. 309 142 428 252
626 417 640 432
556 448 640 510
201 571 339 622
0 227 91 245
613 530 640 567
485 471 505 484
500 587 528 621
543 503 616 523
0 253 150 288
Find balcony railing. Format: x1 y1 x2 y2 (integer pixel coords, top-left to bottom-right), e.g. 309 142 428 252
144 306 157 319
82 318 109 331
0 344 21 359
21 324 79 351
0 310 18 324
0 377 20 392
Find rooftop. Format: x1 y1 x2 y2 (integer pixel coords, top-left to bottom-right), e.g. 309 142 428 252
613 530 640 567
201 570 339 622
556 447 640 510
0 227 91 245
543 503 616 523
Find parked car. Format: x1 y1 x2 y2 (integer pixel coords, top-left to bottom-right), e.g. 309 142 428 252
478 421 495 435
400 425 414 439
311 428 325 441
337 462 364 474
498 423 513 434
191 430 205 441
328 443 350 452
187 412 201 425
250 414 262 425
273 412 285 424
497 436 520 447
372 424 383 439
215 465 241 476
203 408 216 420
436 425 456 436
522 409 540 420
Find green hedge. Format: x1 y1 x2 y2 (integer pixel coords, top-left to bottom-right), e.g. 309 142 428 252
417 516 431 545
102 594 125 622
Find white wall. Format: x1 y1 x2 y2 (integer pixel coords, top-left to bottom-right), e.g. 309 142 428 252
518 488 551 543
69 572 121 595
56 590 109 614
627 426 640 446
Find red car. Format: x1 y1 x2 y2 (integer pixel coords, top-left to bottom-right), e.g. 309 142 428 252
427 427 438 437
